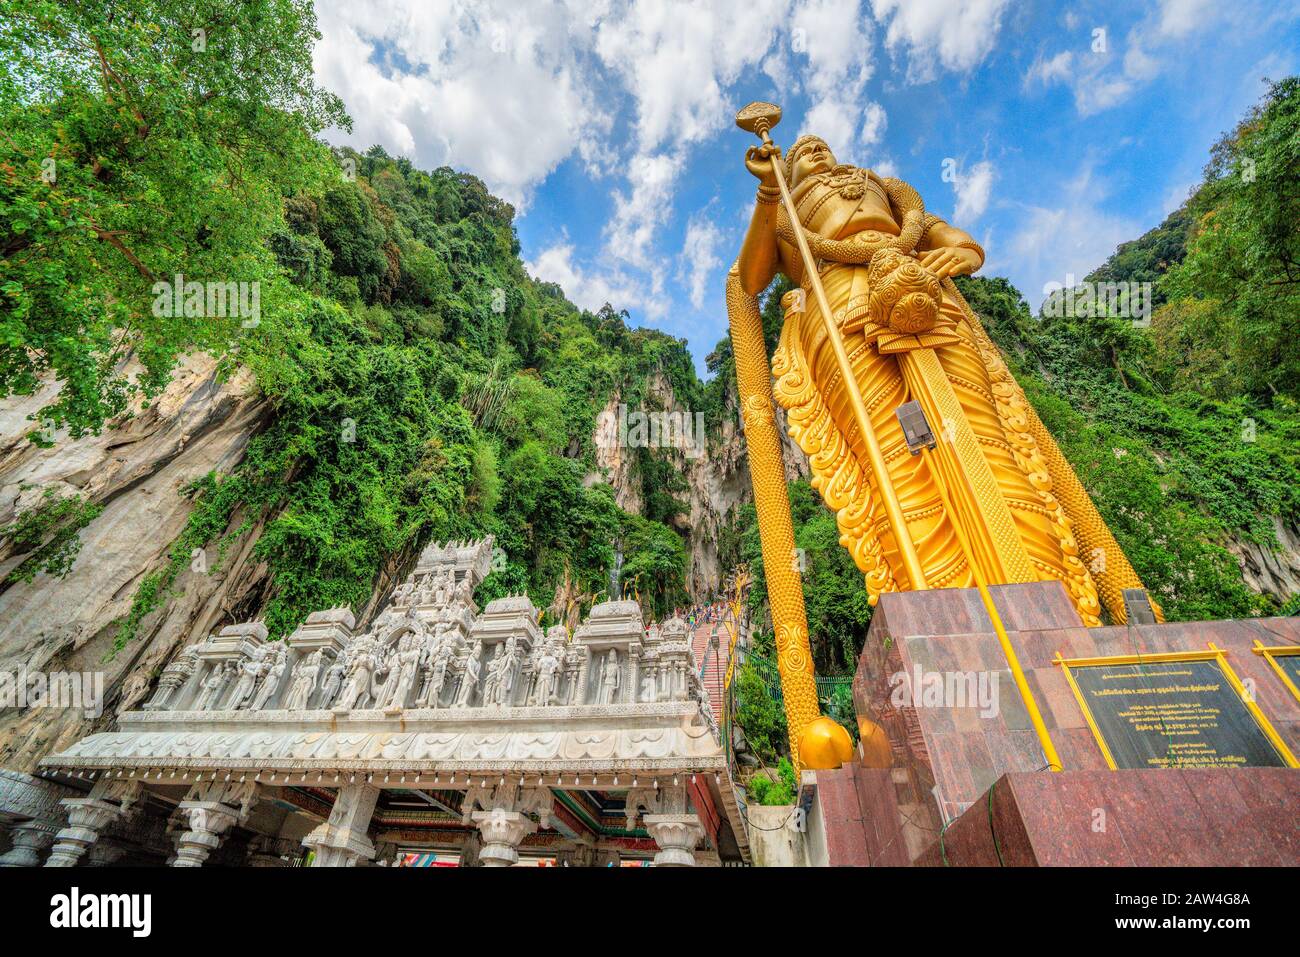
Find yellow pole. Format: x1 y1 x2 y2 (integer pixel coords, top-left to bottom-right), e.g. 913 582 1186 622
922 443 1063 772
749 121 928 591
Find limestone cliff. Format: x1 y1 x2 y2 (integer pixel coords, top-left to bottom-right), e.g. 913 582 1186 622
588 369 808 602
0 356 270 772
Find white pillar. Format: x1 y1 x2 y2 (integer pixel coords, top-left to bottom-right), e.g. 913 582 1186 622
171 781 259 867
45 780 141 868
471 808 536 866
172 803 242 867
0 820 58 867
643 814 704 867
303 785 379 867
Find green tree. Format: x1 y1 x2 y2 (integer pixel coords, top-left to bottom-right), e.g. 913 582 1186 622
0 0 347 435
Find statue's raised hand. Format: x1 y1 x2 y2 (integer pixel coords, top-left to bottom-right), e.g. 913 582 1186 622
745 143 781 188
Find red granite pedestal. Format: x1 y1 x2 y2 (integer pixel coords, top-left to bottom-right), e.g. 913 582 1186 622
814 582 1300 866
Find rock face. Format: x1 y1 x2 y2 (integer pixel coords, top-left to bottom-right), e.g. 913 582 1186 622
588 370 809 602
1228 518 1300 607
0 355 271 772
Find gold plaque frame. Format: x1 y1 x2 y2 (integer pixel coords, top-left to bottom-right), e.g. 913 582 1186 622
1252 640 1300 704
1052 644 1298 770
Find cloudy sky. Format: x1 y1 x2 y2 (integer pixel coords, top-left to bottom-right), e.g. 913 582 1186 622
311 0 1299 375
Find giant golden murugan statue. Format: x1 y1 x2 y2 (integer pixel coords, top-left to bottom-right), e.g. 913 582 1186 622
726 103 1157 767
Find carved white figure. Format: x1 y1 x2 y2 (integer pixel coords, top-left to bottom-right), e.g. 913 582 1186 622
391 581 416 607
453 574 473 607
335 639 379 711
496 637 521 705
454 641 484 708
378 633 424 709
251 646 288 710
227 652 265 710
533 646 561 706
370 605 405 645
597 649 620 705
193 662 231 711
319 657 345 708
283 650 324 711
639 667 656 704
434 571 453 607
481 644 507 707
419 627 455 706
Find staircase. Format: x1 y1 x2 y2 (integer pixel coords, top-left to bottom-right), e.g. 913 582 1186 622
690 611 730 728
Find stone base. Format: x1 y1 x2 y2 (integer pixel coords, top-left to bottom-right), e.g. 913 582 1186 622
832 584 1300 866
913 768 1300 866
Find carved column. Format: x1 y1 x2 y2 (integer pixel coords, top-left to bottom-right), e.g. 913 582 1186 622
303 784 379 867
467 783 552 866
643 815 704 867
471 808 536 866
574 652 591 705
172 782 258 867
45 779 141 868
627 646 641 704
635 784 704 867
0 820 58 867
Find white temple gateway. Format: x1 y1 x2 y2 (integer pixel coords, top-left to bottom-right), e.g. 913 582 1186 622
31 537 750 866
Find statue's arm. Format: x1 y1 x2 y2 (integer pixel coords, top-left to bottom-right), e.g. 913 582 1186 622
737 143 782 295
916 217 985 278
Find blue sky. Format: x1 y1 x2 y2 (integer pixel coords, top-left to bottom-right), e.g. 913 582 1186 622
312 1 1300 377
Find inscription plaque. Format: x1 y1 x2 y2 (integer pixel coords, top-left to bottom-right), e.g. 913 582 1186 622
1062 657 1288 770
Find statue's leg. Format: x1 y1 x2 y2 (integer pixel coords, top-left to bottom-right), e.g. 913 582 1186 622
726 266 821 769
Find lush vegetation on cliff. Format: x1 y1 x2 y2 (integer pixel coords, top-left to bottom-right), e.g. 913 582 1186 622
3 2 1296 679
0 2 695 643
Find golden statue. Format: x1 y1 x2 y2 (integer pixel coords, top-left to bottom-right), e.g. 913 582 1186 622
726 103 1157 768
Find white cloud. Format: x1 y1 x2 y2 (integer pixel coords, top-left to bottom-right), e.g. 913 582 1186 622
953 159 995 224
1156 0 1217 39
607 152 682 270
525 242 655 316
870 0 1011 82
1025 50 1073 88
679 211 726 310
996 162 1140 311
312 0 608 208
1024 1 1228 116
860 101 888 146
789 0 884 162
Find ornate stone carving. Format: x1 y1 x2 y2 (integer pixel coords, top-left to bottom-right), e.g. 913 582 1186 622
45 779 141 868
173 781 258 867
302 785 379 867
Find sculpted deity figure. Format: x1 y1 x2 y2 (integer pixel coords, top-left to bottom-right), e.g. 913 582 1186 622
319 656 345 707
378 633 424 709
226 651 265 710
335 639 379 711
454 641 484 708
639 665 656 704
596 649 620 705
391 581 416 607
370 605 405 644
194 661 232 711
420 635 455 707
453 574 473 608
533 645 561 706
481 644 505 706
493 637 522 706
284 650 324 711
726 103 1161 756
251 646 289 710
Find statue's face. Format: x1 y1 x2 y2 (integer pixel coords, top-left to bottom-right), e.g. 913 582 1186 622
790 138 835 187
